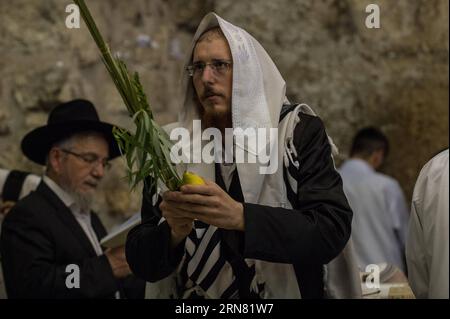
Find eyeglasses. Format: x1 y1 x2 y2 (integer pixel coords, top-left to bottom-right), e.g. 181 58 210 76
186 60 233 77
60 149 111 170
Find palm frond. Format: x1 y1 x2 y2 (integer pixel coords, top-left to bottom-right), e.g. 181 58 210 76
74 0 182 191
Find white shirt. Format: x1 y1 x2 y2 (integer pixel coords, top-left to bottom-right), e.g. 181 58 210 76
339 159 409 272
220 163 236 191
406 149 449 299
43 176 103 256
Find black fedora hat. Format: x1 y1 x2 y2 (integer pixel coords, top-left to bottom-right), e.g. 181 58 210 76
21 99 121 165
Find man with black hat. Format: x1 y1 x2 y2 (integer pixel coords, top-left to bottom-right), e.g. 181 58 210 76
0 99 145 299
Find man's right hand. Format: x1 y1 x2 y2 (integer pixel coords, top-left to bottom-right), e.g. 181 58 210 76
160 191 194 248
104 246 131 279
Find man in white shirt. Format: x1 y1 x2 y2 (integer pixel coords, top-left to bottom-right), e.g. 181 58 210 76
0 99 144 298
406 149 449 299
339 127 409 272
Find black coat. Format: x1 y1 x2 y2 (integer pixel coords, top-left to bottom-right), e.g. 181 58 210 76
125 113 353 299
0 182 145 299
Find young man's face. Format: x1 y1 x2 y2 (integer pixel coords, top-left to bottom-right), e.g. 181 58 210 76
192 34 233 124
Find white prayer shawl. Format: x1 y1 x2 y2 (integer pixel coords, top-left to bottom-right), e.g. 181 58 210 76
147 12 361 299
406 149 449 299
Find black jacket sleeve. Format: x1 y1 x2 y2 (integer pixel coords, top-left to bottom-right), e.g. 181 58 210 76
0 206 118 299
126 183 185 283
243 114 352 266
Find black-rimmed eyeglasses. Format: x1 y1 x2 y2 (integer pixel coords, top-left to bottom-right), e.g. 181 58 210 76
60 149 111 170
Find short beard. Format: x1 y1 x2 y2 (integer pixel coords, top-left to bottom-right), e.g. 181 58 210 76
59 179 94 213
202 108 232 131
196 98 232 132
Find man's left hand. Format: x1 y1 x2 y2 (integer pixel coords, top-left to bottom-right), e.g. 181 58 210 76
163 180 244 231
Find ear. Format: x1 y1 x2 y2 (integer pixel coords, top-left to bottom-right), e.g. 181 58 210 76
372 150 385 169
48 148 63 174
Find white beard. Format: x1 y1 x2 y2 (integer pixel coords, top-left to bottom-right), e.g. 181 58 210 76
59 180 94 213
69 190 94 213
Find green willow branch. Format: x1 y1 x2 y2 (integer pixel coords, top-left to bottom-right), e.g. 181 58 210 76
74 0 182 191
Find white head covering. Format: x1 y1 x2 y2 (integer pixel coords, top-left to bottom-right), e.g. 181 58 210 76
175 12 292 205
179 12 287 133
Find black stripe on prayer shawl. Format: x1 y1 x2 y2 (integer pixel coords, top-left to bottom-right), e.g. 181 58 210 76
221 280 239 299
188 231 200 246
189 230 221 283
199 256 239 299
187 226 217 265
179 253 190 288
198 256 226 291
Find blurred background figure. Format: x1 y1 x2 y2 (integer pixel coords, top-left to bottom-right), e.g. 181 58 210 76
1 169 41 218
0 168 41 299
339 127 409 273
406 149 449 299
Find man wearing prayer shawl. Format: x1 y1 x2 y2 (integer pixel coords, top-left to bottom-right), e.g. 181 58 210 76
126 13 360 299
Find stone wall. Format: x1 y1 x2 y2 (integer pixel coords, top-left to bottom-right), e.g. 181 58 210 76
0 0 448 229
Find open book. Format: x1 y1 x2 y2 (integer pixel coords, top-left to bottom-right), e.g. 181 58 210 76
100 212 141 248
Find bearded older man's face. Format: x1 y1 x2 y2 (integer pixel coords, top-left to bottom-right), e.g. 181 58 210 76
51 134 109 210
192 35 233 125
